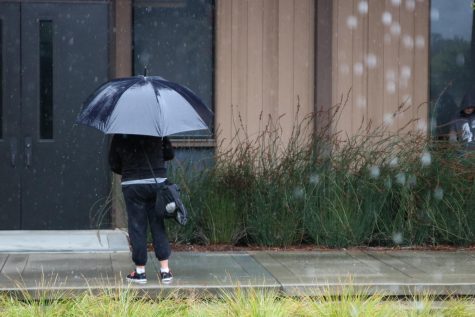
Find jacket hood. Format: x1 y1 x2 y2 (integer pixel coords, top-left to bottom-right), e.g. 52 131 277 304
461 87 475 109
460 87 475 116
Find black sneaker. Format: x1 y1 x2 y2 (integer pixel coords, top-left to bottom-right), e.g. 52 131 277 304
160 271 173 283
126 271 147 284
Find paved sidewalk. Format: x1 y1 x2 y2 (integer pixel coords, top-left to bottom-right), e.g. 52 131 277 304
1 249 475 297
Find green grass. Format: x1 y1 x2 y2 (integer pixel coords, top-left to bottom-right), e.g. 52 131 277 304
1 286 474 317
163 104 475 248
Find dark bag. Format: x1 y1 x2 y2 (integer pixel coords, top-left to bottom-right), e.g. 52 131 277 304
162 137 175 161
155 181 188 226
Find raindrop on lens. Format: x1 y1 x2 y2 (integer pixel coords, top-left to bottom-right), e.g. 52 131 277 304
356 96 367 108
309 174 320 185
415 35 425 49
386 69 396 81
392 232 403 244
358 1 368 15
390 23 401 36
382 12 392 25
414 301 425 311
389 157 398 167
400 66 411 79
386 81 396 94
417 120 427 132
456 53 465 66
366 54 377 68
405 0 416 11
420 151 431 167
340 64 350 75
434 186 444 200
384 176 392 189
354 63 364 76
346 15 358 29
384 113 395 125
293 187 305 199
407 174 417 188
390 0 401 6
369 165 380 179
395 172 406 185
430 8 440 21
402 35 414 49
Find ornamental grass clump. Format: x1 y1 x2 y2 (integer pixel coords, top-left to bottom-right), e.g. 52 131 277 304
170 101 475 247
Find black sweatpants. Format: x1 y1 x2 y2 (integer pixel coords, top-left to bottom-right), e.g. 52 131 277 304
122 183 171 265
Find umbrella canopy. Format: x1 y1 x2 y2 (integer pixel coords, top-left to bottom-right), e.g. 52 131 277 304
76 75 213 137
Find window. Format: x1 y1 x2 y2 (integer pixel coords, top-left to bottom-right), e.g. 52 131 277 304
0 20 3 139
133 0 214 137
430 0 475 138
39 20 53 140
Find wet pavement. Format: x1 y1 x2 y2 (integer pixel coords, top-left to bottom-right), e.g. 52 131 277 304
0 231 474 297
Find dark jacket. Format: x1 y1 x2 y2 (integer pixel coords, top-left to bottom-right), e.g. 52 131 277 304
108 134 174 181
450 88 475 148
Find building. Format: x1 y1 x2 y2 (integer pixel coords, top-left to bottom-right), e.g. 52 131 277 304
0 0 472 230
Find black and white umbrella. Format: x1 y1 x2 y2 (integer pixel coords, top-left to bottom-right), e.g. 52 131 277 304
76 75 213 137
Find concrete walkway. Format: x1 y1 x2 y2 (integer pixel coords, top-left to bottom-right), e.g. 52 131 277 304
1 248 475 297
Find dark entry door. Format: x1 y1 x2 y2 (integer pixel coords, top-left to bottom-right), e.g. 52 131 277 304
0 2 110 229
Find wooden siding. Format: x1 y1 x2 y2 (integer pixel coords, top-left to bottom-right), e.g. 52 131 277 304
215 0 315 148
331 0 429 137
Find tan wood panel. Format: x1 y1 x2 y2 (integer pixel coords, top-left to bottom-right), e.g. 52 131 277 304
113 0 132 78
293 0 314 134
231 0 249 140
262 0 279 126
316 0 333 134
383 0 400 132
334 0 354 136
398 0 416 132
352 0 368 134
413 0 429 133
277 0 294 143
367 0 385 131
332 0 429 137
247 0 264 138
215 0 233 143
306 0 315 136
215 0 315 149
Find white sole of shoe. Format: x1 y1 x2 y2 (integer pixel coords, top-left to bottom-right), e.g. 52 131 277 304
161 277 173 284
126 278 147 284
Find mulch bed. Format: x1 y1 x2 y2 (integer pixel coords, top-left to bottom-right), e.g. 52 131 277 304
165 243 475 252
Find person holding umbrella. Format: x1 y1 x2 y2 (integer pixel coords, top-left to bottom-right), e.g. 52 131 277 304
77 73 213 283
109 134 174 283
450 87 475 151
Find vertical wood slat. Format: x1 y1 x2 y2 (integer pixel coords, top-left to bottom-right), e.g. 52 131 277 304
307 0 315 135
278 0 294 144
332 0 339 133
398 0 415 131
231 0 248 139
114 0 132 78
315 0 333 132
215 0 232 141
263 0 279 126
293 0 314 137
247 0 264 138
352 0 368 133
367 0 385 130
335 0 354 135
383 0 400 131
414 0 429 133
